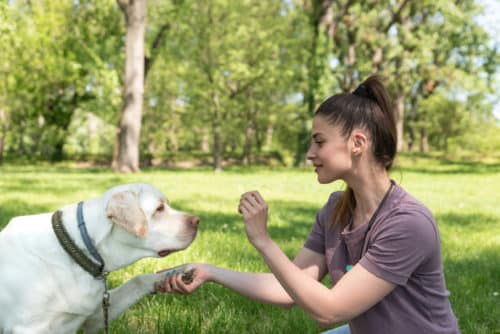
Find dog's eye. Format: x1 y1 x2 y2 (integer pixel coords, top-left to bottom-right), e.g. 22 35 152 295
156 204 165 213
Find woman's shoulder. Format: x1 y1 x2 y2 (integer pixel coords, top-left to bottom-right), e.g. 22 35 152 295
320 190 343 212
376 186 439 242
391 183 434 221
327 190 343 204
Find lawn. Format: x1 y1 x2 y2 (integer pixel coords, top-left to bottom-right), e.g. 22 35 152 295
1 155 499 333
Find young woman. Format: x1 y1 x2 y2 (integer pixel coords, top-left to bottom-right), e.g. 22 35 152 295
156 76 460 334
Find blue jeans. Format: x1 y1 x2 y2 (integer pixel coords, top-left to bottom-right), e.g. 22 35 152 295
320 324 351 334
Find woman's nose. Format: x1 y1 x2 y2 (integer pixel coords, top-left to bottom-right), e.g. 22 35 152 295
306 145 315 160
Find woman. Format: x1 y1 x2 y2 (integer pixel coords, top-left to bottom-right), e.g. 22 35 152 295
156 75 460 334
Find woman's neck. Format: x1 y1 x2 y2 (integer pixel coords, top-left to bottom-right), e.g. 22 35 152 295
348 171 392 228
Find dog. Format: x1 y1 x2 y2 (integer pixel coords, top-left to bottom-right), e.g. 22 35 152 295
0 183 199 333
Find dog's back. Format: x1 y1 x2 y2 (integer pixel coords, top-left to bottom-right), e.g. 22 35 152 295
0 214 101 333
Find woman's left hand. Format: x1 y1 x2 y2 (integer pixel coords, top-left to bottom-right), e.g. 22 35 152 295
238 191 271 250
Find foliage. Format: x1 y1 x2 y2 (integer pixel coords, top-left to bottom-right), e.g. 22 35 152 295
0 0 498 167
1 0 123 161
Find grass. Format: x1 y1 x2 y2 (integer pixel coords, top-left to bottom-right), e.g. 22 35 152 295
0 155 499 334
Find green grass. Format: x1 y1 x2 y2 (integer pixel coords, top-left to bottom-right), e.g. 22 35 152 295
1 156 499 334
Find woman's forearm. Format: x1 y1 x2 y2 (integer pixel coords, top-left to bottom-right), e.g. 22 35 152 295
206 265 295 308
254 239 340 324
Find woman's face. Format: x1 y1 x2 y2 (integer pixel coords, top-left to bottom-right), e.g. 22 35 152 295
306 115 353 184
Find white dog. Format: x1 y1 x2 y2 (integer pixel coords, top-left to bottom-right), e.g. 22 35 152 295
0 183 199 333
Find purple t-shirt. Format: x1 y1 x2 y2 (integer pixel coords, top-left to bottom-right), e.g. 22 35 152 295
304 182 460 334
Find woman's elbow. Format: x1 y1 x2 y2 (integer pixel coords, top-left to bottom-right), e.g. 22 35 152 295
313 311 347 327
315 317 336 328
279 301 296 309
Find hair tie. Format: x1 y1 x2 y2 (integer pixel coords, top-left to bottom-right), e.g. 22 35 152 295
352 84 376 101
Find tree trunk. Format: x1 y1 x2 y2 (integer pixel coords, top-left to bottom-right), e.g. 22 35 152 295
0 109 6 165
17 121 25 156
406 95 418 151
295 1 322 166
420 127 429 153
201 128 210 153
395 91 405 152
211 91 222 172
243 90 256 165
243 124 253 166
294 117 310 167
265 123 273 151
113 0 146 173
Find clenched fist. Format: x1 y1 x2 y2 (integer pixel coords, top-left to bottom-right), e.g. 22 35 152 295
238 191 270 249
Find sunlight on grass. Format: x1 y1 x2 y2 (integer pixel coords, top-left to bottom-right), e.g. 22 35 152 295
1 157 499 333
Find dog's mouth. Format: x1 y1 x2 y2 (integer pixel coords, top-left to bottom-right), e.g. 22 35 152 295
158 250 176 257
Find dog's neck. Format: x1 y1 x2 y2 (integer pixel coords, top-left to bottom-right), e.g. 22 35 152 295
59 198 153 273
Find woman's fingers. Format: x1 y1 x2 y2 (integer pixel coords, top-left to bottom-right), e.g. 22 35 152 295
251 191 265 205
168 275 178 291
154 265 204 294
241 191 261 206
155 276 182 294
239 191 265 215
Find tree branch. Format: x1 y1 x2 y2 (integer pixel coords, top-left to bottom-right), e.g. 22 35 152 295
383 0 411 33
144 23 170 79
116 0 128 23
228 73 266 99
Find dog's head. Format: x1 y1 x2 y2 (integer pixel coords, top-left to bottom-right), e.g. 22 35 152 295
104 183 199 258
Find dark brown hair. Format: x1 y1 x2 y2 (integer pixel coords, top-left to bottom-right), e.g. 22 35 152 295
315 75 397 226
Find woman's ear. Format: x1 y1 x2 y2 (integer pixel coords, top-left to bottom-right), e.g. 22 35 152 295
351 130 368 155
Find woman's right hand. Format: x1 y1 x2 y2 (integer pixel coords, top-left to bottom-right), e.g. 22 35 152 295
154 263 211 294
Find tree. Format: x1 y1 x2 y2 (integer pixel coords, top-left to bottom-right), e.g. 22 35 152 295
0 2 13 164
113 0 147 172
293 0 332 166
167 0 291 171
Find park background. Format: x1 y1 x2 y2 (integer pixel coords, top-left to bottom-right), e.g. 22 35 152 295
0 0 499 333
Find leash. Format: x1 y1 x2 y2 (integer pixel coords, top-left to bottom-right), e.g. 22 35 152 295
52 202 111 334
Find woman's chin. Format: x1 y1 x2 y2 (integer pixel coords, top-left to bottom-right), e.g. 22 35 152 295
315 171 336 184
316 174 332 184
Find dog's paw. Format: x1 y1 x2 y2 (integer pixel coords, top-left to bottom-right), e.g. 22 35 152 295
181 268 195 284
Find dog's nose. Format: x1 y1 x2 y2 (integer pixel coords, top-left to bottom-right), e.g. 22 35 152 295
190 216 200 227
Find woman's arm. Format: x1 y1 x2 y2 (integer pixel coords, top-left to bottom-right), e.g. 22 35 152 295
208 247 328 307
240 191 396 326
156 247 328 308
256 239 395 325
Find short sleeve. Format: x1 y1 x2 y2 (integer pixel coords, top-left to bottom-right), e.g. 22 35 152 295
359 210 439 285
303 192 339 255
303 211 326 254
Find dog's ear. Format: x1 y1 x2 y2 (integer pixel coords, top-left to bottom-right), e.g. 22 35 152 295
106 190 148 237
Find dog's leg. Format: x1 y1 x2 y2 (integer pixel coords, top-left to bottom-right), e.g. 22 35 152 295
81 273 159 334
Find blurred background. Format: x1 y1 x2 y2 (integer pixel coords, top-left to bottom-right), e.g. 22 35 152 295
0 0 498 172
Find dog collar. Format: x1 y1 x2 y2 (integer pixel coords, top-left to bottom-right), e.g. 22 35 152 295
51 202 106 279
51 203 111 334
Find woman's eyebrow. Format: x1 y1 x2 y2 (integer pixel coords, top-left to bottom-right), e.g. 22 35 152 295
312 133 322 139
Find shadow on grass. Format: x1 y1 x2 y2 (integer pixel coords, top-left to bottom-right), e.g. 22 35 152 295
0 199 52 229
174 199 319 241
0 175 125 194
394 156 500 175
0 164 113 174
1 163 301 175
435 211 499 232
444 246 500 334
